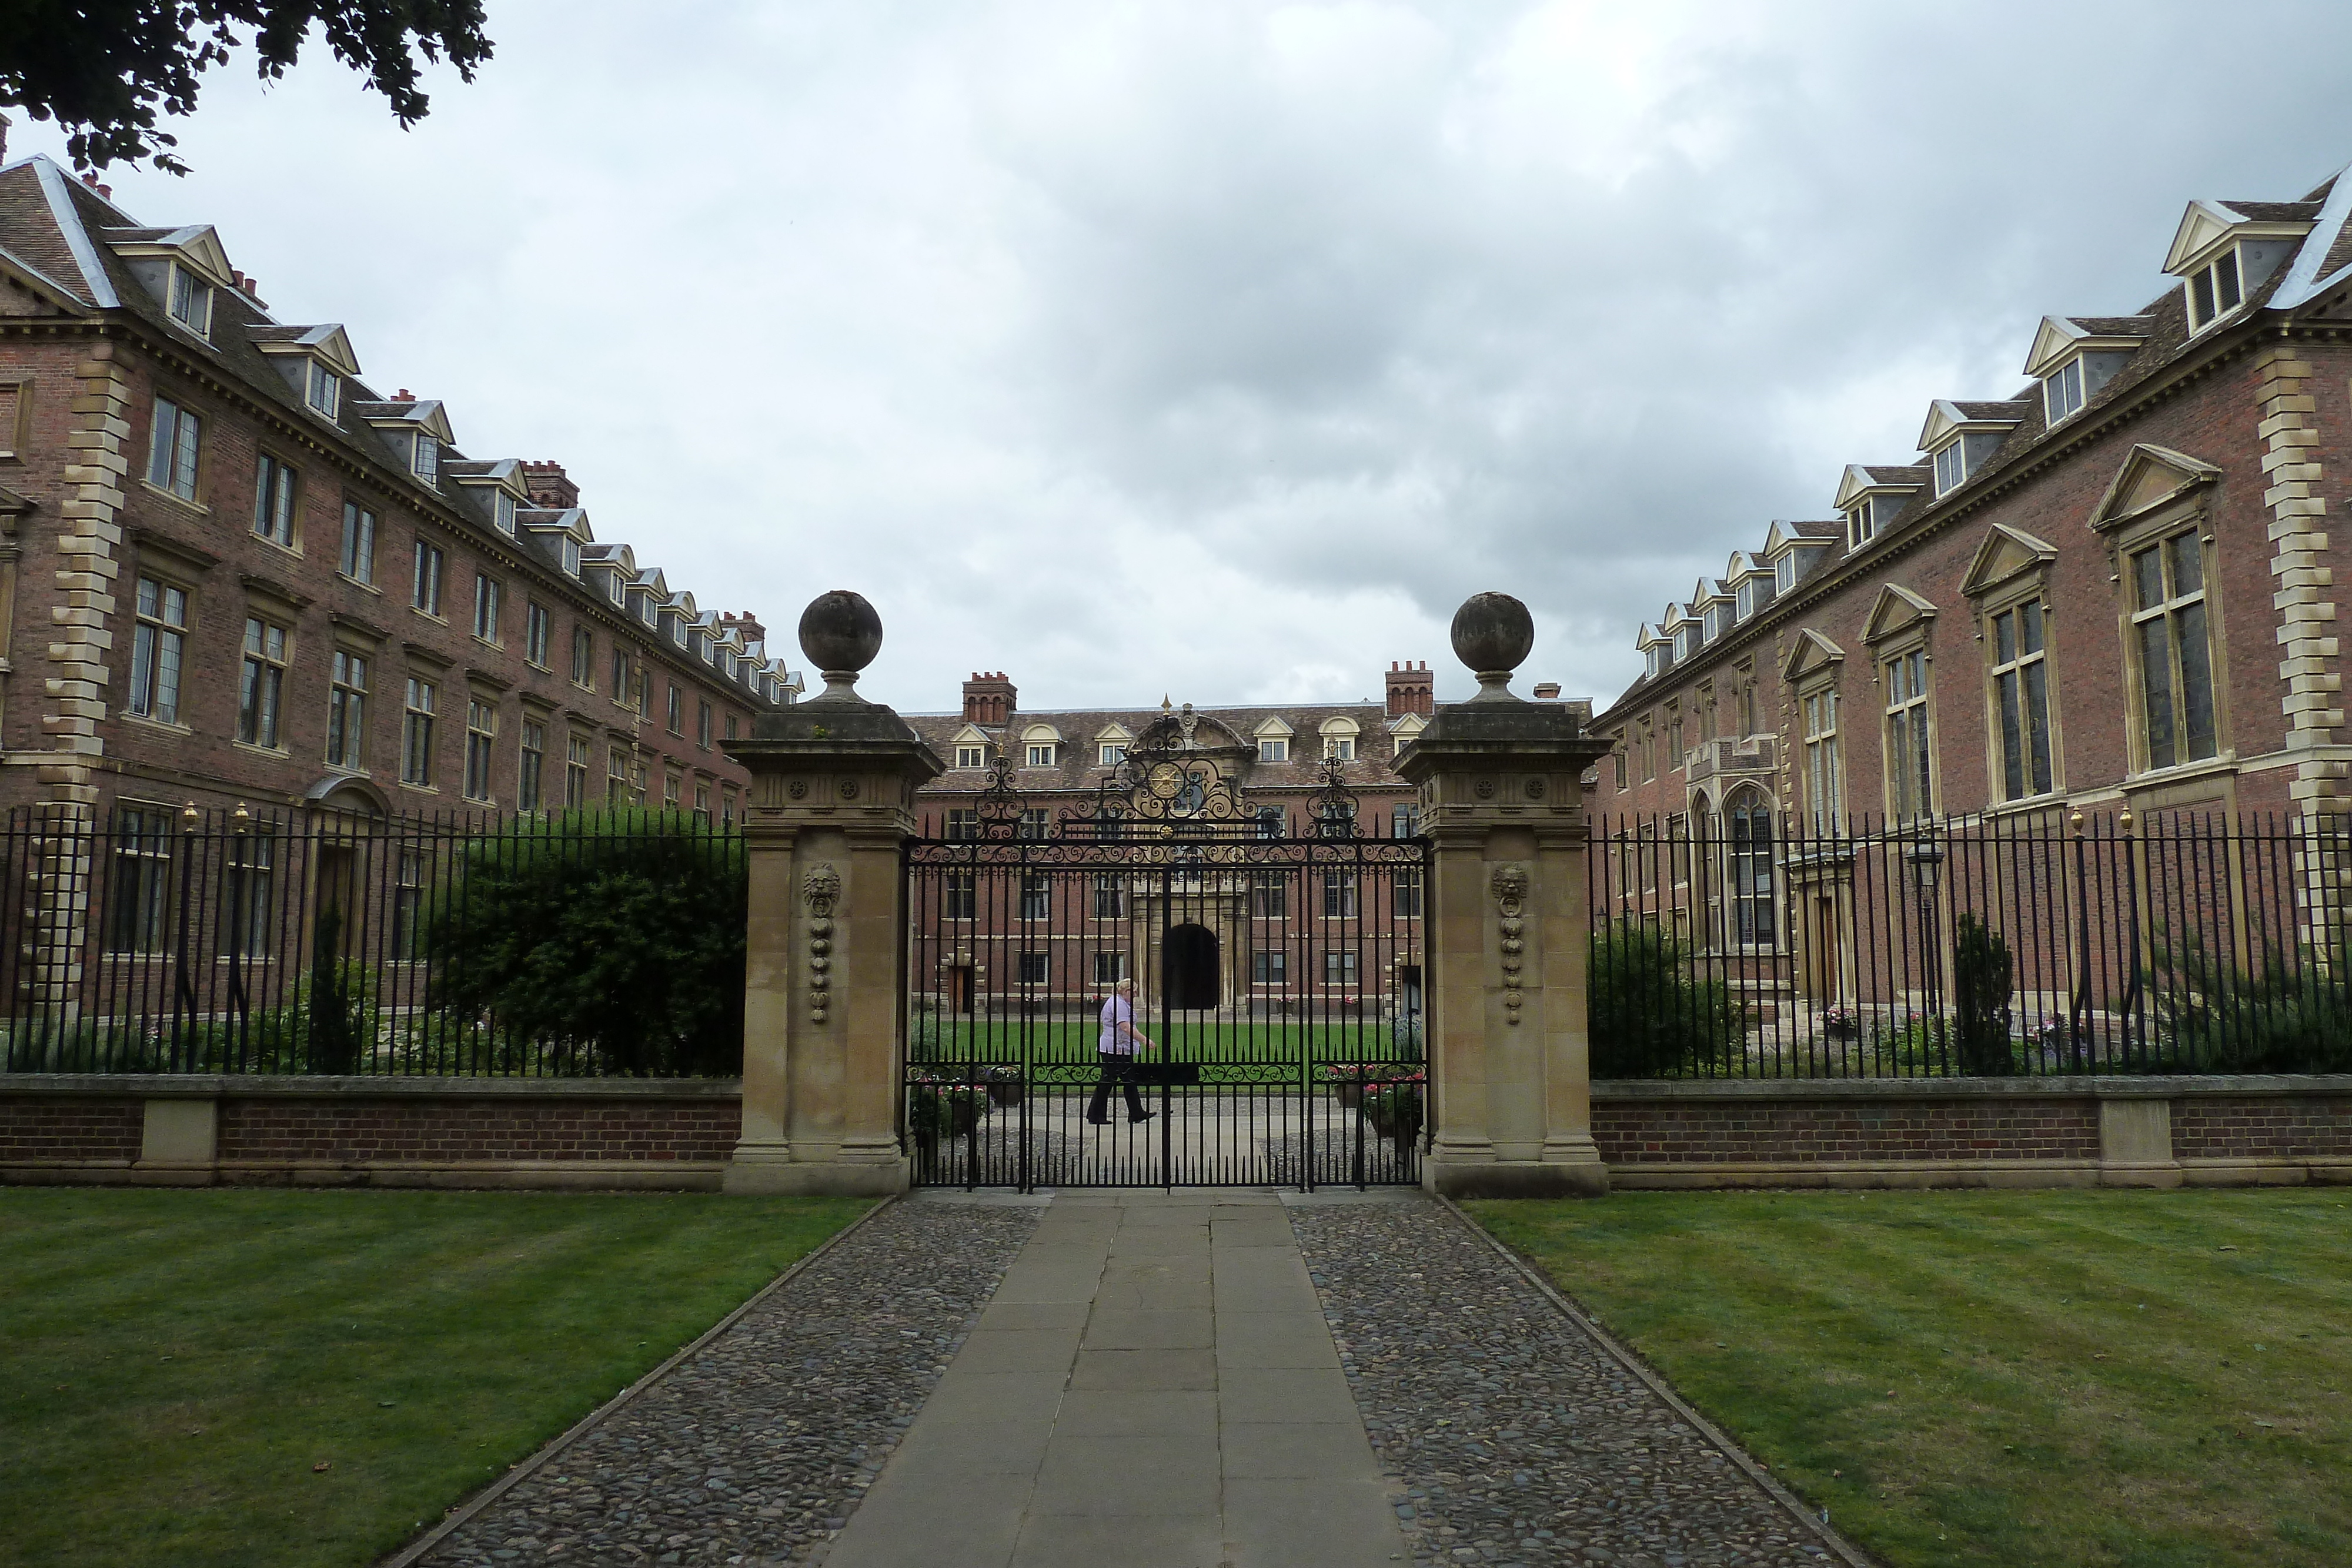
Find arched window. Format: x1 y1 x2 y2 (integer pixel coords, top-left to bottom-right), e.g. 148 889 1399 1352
1725 789 1776 949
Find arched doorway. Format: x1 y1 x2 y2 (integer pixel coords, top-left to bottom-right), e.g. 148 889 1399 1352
1164 923 1219 1009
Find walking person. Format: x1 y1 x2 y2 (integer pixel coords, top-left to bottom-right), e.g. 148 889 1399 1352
1087 977 1158 1126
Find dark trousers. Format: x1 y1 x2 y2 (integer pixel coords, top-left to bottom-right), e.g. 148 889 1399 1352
1087 1051 1146 1122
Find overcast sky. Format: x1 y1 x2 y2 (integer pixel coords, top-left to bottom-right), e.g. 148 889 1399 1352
14 1 2352 712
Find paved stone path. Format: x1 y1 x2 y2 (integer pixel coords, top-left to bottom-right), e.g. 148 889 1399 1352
413 1198 1040 1567
404 1187 1862 1568
826 1189 1408 1568
1292 1195 1855 1567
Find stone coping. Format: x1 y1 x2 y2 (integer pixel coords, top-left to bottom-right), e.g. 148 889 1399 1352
1595 1074 2352 1101
0 1074 743 1099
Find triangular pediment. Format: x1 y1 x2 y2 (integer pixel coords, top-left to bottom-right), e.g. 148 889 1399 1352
1094 721 1133 743
1389 711 1428 738
1780 628 1846 682
307 325 360 375
1252 716 1294 738
2090 443 2223 533
2024 316 2086 377
2165 200 2245 274
1861 583 1938 644
949 723 991 746
159 225 235 288
1962 523 2060 597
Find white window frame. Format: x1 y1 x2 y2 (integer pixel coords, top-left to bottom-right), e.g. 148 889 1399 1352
167 263 212 338
1258 737 1288 764
412 432 439 484
1099 741 1127 767
1027 742 1055 767
305 359 339 419
1932 440 1966 497
2042 356 2085 424
1881 646 1935 825
1801 684 1843 830
1846 500 1875 550
954 744 987 770
2186 246 2246 334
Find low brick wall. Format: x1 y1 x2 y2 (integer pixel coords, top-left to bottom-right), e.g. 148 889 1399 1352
0 1095 143 1166
1594 1096 2100 1167
216 1098 739 1166
2173 1095 2352 1161
1593 1076 2352 1190
1 1076 741 1190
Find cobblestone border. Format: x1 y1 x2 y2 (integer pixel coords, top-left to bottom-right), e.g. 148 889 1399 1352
377 1195 901 1568
1431 1193 1876 1568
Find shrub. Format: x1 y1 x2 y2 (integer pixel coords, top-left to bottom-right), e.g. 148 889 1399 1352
1953 913 2017 1076
1588 920 1748 1077
2151 927 2352 1074
424 810 746 1076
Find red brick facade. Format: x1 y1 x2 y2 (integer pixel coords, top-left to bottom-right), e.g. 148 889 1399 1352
1592 1096 2100 1165
1592 175 2352 833
0 1094 140 1164
214 1096 740 1165
0 155 799 828
2173 1095 2352 1160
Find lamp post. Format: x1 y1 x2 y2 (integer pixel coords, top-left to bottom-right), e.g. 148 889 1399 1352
1906 821 1946 1050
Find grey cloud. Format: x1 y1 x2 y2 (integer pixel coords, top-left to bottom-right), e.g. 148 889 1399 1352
22 0 2352 713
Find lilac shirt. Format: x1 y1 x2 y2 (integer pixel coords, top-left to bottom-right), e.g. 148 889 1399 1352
1100 994 1137 1055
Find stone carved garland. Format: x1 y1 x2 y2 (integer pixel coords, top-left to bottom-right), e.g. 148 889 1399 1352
804 863 841 1025
1491 862 1529 1027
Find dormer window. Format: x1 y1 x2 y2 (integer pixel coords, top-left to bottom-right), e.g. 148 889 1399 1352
493 490 517 535
1259 736 1288 763
639 595 656 627
1027 741 1056 767
2043 357 2084 424
2186 249 2243 332
1100 741 1127 766
671 617 687 647
562 538 581 577
1845 500 1875 550
955 744 986 769
1931 440 1966 497
1735 581 1756 621
168 265 212 337
1775 554 1797 595
1673 624 1698 662
1645 644 1666 680
305 360 339 419
607 570 625 606
412 433 439 484
1702 604 1725 641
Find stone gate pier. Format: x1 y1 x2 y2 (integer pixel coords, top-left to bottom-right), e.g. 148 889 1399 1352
1397 593 1613 1198
721 590 938 1195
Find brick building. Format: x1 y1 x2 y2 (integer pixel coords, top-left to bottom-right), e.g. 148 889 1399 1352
0 143 801 836
1595 169 2352 833
901 664 1585 1019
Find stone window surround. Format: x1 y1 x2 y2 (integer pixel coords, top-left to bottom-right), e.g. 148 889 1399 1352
2103 497 2234 784
1966 551 2068 812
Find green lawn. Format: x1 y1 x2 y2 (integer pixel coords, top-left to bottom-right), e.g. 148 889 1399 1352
0 1188 872 1568
1469 1189 2352 1568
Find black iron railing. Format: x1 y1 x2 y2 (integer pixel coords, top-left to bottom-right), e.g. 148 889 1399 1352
1590 809 2352 1079
0 804 744 1077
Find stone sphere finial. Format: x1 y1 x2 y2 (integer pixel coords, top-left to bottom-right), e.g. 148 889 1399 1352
1451 591 1534 702
799 590 883 701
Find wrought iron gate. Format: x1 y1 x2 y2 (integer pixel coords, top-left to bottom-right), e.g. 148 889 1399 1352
901 716 1429 1189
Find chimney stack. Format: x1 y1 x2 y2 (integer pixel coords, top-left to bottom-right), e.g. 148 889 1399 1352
78 169 111 200
716 610 767 642
1532 681 1562 700
963 671 1017 726
520 460 580 510
1384 660 1434 719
